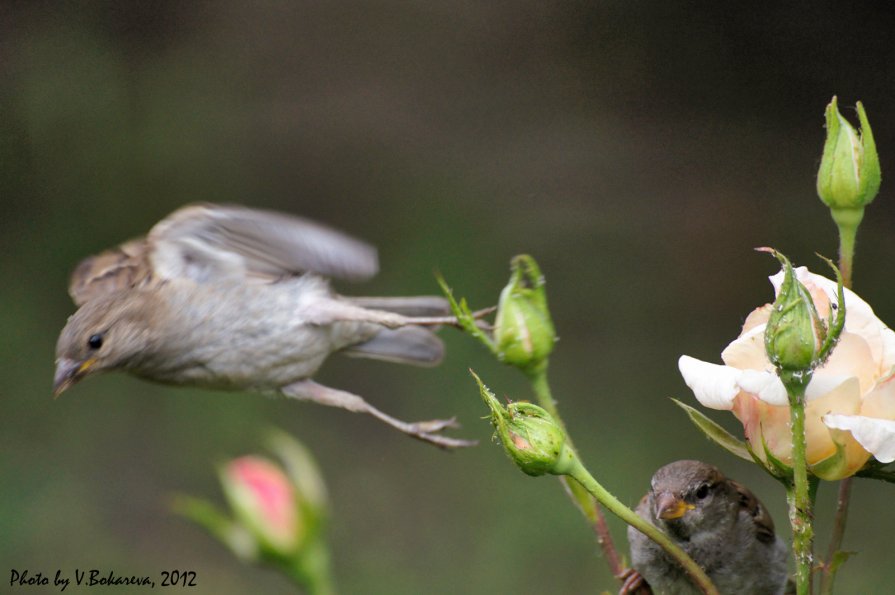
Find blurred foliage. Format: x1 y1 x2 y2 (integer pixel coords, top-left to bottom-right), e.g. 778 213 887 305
3 3 895 594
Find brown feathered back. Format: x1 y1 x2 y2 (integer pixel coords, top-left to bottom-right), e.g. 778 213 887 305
68 238 151 306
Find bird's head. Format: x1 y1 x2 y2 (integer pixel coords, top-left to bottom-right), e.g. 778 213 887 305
54 291 159 396
649 460 734 536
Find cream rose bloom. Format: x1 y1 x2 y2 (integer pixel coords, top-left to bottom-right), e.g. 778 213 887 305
679 267 895 480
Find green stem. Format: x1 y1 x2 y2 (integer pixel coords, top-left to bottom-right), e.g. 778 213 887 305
527 363 561 423
286 540 337 595
526 364 626 580
566 458 718 595
820 477 852 595
819 213 860 595
831 207 862 288
784 373 813 595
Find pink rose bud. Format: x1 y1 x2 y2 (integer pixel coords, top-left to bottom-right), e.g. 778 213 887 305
222 456 301 557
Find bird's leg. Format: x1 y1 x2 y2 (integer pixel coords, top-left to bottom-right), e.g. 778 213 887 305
280 379 477 449
310 300 495 329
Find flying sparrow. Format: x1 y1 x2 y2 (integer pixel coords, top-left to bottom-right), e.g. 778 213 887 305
54 203 474 448
622 460 788 595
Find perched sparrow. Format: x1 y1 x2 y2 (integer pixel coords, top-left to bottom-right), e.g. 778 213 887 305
623 460 788 595
54 203 474 448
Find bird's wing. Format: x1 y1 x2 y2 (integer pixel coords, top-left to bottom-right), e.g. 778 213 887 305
67 204 379 305
68 238 152 306
147 204 378 284
730 479 776 544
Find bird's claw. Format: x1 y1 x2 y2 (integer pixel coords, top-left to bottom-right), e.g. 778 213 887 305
617 568 651 595
400 417 477 449
405 417 461 433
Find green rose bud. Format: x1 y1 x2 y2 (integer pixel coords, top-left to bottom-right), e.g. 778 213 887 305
761 249 844 374
817 97 881 214
473 371 574 476
493 255 556 372
765 258 823 372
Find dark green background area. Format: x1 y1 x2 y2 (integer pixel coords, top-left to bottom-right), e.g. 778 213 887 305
3 4 895 593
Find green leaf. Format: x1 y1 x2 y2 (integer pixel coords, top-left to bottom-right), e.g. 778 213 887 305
815 253 847 365
671 399 752 461
758 433 794 481
436 274 495 350
170 494 232 535
809 438 848 481
856 101 881 203
170 494 259 561
829 550 856 574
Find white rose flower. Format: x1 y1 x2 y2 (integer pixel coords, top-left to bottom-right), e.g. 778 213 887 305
679 267 895 480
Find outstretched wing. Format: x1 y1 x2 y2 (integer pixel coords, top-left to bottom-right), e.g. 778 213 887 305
67 204 379 305
148 204 378 284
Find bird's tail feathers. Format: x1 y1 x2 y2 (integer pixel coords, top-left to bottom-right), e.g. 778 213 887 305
342 326 444 366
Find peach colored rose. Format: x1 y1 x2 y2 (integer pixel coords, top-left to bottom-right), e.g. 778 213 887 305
679 267 895 480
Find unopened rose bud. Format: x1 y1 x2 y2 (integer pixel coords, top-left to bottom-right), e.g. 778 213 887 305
817 97 881 214
174 433 335 592
267 429 328 516
221 456 301 558
761 250 844 374
765 266 822 372
494 255 556 372
473 371 574 476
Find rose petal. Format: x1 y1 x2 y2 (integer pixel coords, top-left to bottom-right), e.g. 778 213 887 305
741 304 772 334
861 372 895 420
678 356 740 410
773 267 894 356
815 333 876 394
770 267 872 321
874 325 895 374
823 414 895 463
722 323 768 370
841 308 895 372
805 377 862 463
804 374 853 401
734 397 792 465
737 370 788 406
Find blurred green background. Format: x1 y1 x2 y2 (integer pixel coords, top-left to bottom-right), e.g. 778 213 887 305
3 3 895 594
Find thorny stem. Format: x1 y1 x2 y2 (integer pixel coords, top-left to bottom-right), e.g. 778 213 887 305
821 218 859 594
527 364 634 588
783 373 813 595
820 479 852 595
566 458 719 595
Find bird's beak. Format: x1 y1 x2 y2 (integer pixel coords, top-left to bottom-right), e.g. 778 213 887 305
53 357 96 398
656 491 695 520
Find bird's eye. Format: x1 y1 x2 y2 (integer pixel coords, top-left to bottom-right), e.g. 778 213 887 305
695 484 710 499
87 334 104 350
